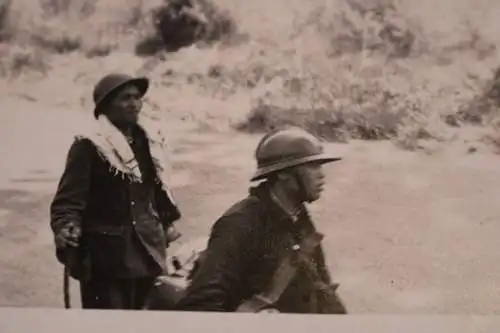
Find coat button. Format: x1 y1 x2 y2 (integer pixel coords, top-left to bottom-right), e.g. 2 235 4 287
131 201 135 206
132 220 136 226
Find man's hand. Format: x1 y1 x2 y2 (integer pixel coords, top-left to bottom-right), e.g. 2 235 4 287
165 225 182 243
55 222 82 249
259 308 280 314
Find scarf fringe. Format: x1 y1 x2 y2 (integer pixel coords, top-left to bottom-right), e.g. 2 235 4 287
75 135 143 183
74 113 179 208
74 115 168 186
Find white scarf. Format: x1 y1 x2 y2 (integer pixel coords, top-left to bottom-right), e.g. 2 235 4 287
75 113 178 206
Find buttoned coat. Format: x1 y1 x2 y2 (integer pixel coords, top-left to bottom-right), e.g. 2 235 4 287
173 182 346 314
50 128 181 280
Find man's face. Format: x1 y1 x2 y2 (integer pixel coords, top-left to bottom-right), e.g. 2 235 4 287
299 162 326 203
289 162 326 203
105 84 143 126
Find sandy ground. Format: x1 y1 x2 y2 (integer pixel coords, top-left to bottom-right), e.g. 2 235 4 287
0 97 500 314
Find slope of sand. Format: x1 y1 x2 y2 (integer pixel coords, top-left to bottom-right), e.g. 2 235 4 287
0 97 499 314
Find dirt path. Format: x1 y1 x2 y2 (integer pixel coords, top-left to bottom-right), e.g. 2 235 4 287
1 100 499 314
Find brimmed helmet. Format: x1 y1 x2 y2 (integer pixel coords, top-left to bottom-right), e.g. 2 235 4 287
92 73 149 118
251 127 342 182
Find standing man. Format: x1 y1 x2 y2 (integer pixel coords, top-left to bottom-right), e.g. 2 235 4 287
173 127 348 314
50 73 182 310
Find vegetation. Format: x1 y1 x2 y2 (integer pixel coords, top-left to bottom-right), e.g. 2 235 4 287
1 0 499 152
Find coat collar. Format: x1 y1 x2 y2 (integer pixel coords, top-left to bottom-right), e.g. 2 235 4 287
249 181 310 228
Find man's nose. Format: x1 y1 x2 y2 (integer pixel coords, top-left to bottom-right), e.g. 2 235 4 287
318 174 325 183
317 167 325 179
133 99 142 110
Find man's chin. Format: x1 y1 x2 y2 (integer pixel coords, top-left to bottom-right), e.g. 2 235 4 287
306 193 322 203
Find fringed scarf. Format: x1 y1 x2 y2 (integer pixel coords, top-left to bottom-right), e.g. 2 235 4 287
75 113 178 207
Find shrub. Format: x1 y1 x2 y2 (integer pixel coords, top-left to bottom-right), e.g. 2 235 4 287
446 67 500 127
135 0 239 56
0 0 12 42
0 44 49 77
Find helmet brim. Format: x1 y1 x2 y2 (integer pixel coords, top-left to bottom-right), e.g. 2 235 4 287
250 153 342 182
93 77 149 118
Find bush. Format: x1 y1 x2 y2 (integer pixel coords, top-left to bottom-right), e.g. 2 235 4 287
0 44 49 77
0 0 12 42
135 0 239 55
234 97 432 145
303 0 420 58
446 67 500 126
31 33 82 54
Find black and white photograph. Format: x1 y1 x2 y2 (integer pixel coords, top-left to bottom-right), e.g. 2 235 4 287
0 0 500 331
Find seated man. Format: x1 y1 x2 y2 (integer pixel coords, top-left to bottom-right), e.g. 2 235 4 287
173 127 348 314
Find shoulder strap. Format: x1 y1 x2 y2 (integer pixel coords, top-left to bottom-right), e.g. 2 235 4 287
236 230 324 312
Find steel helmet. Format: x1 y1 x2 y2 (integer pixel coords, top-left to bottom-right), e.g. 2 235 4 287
92 73 149 118
251 126 342 182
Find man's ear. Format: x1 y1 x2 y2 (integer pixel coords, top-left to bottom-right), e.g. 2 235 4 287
276 169 295 182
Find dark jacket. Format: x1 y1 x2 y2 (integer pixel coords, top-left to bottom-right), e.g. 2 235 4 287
50 125 181 280
174 182 346 314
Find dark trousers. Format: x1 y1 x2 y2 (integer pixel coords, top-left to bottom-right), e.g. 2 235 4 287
80 277 156 310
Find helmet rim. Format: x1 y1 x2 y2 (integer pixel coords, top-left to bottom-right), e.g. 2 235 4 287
250 152 341 182
250 126 343 182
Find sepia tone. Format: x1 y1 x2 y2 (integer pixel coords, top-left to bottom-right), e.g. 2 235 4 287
0 0 500 315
